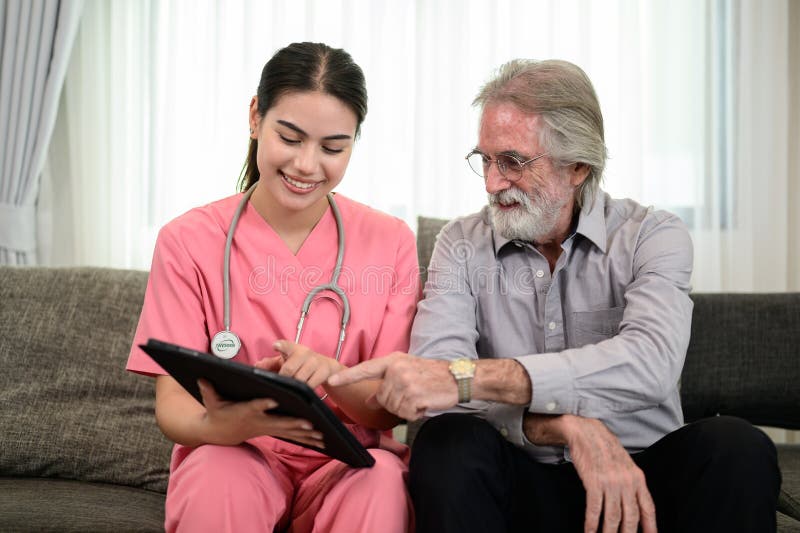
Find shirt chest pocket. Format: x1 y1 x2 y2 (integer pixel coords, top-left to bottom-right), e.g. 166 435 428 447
570 306 625 348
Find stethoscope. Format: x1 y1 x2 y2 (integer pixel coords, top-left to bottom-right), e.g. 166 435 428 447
210 183 351 363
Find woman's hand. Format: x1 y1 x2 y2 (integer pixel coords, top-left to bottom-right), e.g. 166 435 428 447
255 341 401 431
253 355 283 372
196 379 324 448
271 340 344 389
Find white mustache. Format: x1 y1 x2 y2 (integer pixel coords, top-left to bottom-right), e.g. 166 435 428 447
489 188 534 209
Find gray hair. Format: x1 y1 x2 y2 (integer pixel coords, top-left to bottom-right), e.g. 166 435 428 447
473 59 607 209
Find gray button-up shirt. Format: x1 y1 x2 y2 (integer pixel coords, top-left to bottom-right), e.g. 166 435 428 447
410 190 694 463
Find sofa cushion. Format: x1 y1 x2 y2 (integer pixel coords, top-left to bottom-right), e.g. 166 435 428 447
779 445 800 523
0 477 164 532
0 267 171 492
682 293 800 429
778 512 800 532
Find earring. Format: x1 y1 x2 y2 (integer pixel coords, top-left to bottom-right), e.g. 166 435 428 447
249 128 254 135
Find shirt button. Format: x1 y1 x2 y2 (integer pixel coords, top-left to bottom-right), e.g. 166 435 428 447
500 427 509 437
536 269 544 278
546 401 557 412
548 321 556 330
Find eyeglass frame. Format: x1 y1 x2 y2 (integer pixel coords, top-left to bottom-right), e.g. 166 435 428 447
465 149 549 181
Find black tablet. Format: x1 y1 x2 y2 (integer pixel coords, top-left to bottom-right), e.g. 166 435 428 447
139 338 375 468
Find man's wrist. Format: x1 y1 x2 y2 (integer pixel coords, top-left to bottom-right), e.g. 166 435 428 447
523 412 574 447
473 358 532 405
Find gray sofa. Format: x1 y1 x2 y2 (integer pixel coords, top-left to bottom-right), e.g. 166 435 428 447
0 267 170 532
0 216 798 530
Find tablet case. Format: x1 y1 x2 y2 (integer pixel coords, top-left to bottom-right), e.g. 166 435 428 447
140 338 375 468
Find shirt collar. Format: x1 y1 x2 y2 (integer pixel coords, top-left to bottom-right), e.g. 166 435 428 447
488 189 608 256
574 189 607 253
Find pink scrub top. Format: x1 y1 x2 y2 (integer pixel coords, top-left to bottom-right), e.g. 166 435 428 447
126 192 419 459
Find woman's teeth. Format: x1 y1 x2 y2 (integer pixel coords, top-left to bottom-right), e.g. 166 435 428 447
283 174 316 189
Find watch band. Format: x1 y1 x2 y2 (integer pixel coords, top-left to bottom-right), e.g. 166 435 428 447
449 358 476 403
456 377 472 403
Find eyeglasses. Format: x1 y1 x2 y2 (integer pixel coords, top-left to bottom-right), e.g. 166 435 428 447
465 150 548 181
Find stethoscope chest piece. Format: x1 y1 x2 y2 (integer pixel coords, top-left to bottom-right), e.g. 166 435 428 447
211 330 241 359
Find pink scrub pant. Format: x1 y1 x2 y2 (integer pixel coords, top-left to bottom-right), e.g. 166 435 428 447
164 443 411 533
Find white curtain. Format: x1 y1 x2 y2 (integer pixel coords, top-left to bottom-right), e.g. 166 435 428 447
0 0 82 265
39 0 152 267
40 0 799 294
690 0 799 293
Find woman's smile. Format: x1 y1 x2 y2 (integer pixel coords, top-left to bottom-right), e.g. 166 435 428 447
280 171 323 194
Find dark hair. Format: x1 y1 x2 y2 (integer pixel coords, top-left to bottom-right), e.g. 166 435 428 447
238 42 368 191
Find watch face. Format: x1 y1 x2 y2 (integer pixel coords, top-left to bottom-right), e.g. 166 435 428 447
450 359 476 378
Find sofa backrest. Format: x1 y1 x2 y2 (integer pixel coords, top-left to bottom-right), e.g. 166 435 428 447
415 216 800 430
417 216 449 286
0 267 171 492
682 293 800 429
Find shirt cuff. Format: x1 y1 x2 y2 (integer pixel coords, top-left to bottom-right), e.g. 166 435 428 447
486 402 567 464
486 402 527 446
515 352 577 415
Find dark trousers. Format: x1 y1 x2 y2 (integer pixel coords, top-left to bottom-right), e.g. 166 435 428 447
409 414 781 533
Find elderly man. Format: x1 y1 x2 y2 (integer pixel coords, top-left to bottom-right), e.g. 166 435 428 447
329 59 780 532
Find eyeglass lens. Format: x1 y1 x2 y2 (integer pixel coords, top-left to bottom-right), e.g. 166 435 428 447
467 153 524 179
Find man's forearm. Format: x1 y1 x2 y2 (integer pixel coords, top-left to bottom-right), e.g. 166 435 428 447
522 412 573 446
473 358 532 405
522 412 613 450
328 354 533 421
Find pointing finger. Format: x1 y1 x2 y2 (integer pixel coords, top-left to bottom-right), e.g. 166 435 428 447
273 340 297 359
327 357 392 387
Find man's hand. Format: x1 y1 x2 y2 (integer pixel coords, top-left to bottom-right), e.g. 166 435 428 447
528 415 657 533
327 352 457 420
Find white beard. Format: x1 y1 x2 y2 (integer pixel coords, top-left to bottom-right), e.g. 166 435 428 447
489 186 569 242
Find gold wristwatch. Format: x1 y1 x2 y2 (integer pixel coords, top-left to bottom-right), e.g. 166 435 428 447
449 358 477 403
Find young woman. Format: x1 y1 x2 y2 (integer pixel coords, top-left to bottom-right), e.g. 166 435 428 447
127 42 418 533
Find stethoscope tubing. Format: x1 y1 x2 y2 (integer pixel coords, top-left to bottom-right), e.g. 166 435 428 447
217 183 350 366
